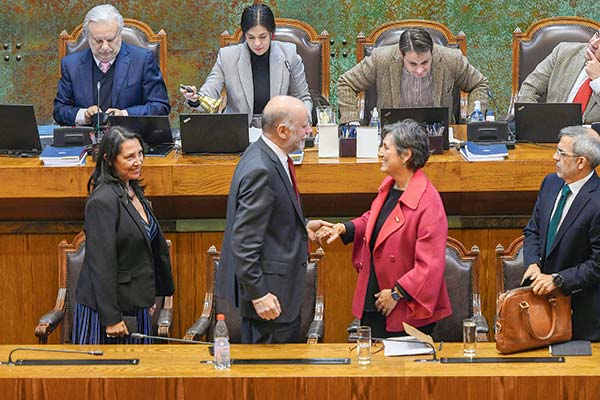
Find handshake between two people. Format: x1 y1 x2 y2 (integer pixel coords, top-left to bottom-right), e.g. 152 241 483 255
306 220 348 245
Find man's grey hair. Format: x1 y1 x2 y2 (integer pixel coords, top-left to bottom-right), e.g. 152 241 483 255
82 4 124 37
559 126 600 168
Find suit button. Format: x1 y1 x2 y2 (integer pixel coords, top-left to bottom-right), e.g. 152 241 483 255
358 262 363 268
363 237 366 242
389 254 396 262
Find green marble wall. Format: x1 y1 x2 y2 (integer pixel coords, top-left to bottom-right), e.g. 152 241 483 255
0 0 598 124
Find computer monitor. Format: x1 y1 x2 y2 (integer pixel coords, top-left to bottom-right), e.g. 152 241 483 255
380 107 450 150
108 115 173 156
0 104 42 155
515 103 582 143
179 113 249 154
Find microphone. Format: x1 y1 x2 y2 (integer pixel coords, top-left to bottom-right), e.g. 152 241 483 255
130 333 213 345
4 347 103 365
96 81 101 134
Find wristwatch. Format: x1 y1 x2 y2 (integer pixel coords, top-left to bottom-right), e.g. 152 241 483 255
390 286 402 301
552 273 564 288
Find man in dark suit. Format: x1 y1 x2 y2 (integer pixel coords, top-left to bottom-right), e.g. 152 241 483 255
217 95 330 344
53 4 170 126
523 125 600 341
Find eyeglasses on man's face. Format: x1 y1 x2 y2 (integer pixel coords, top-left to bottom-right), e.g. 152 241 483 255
555 148 579 159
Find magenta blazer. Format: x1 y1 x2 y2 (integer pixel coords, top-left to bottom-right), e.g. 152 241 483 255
350 169 452 332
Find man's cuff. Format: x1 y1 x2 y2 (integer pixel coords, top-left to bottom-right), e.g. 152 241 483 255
590 77 600 94
121 109 128 116
75 108 87 125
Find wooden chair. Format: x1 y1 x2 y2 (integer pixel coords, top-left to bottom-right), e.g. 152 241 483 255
220 18 331 101
184 245 325 344
356 20 467 124
35 231 174 344
495 235 526 297
511 16 600 104
58 18 168 82
347 236 488 342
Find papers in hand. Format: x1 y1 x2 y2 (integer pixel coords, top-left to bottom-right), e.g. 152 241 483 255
460 141 508 162
383 336 434 357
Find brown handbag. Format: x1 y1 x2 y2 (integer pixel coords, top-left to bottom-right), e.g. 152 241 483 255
495 286 572 354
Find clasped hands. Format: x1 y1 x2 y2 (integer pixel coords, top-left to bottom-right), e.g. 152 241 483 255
307 220 346 245
83 105 124 125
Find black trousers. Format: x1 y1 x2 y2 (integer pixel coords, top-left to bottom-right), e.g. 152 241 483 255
241 315 302 344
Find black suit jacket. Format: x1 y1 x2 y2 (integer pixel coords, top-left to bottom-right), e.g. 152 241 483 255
76 182 174 326
524 172 600 340
216 137 308 323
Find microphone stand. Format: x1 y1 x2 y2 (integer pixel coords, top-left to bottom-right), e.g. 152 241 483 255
0 347 137 367
130 333 212 345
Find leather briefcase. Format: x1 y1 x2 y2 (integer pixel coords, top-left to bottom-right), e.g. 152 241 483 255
495 286 572 354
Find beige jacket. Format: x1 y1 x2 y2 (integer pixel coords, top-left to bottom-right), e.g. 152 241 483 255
518 42 600 124
337 43 489 124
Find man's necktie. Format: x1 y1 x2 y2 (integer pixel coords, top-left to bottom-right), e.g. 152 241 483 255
546 184 571 254
100 62 111 73
572 77 592 112
287 156 300 202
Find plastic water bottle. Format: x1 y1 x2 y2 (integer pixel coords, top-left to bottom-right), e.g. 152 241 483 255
485 110 495 122
369 107 381 140
470 100 484 122
213 314 230 369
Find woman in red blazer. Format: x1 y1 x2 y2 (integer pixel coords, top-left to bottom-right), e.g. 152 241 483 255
321 119 451 338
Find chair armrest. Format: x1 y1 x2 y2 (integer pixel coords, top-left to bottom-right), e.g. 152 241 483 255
35 310 65 343
156 296 173 338
306 320 323 344
184 316 210 341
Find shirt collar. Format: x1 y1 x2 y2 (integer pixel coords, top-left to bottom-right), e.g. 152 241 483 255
566 170 594 197
261 134 288 165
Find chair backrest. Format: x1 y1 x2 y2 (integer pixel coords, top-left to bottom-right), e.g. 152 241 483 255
220 18 330 100
512 17 600 102
59 231 171 343
205 245 324 343
58 18 168 82
495 235 526 297
431 236 479 342
356 20 466 124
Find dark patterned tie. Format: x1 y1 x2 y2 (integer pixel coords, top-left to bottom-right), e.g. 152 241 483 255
287 156 300 202
546 184 571 254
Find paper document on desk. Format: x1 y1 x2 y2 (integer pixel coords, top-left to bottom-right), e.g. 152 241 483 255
383 336 434 356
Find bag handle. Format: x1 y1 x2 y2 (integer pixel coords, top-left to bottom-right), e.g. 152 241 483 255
519 297 557 340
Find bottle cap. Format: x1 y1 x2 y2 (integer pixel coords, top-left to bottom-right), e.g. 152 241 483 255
216 313 225 321
371 107 379 118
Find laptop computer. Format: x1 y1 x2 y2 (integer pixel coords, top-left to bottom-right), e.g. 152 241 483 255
515 103 582 143
381 107 450 150
108 115 174 156
179 113 249 154
0 104 42 155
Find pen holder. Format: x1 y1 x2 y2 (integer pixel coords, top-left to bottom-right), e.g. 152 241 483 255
339 137 356 157
428 135 443 155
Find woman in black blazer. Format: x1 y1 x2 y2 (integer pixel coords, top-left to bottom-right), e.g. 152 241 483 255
72 126 174 344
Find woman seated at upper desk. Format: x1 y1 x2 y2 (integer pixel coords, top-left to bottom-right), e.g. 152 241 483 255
180 3 312 128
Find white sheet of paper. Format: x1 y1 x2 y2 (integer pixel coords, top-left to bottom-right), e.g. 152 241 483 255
249 127 262 143
383 336 434 357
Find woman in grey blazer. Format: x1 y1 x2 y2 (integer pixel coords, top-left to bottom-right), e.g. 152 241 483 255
180 4 312 127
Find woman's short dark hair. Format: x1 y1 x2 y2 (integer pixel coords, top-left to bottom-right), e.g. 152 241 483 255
87 126 144 193
240 3 276 35
381 119 430 170
398 28 434 56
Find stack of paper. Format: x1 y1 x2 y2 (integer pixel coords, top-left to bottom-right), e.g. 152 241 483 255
460 141 508 162
40 145 87 167
383 336 434 356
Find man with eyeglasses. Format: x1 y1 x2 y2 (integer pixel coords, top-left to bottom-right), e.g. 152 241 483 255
54 4 170 126
517 30 600 124
521 126 600 341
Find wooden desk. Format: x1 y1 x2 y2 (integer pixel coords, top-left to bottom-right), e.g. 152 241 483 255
0 343 598 399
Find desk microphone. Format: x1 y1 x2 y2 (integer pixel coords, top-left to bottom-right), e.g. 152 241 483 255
130 333 213 345
96 81 101 134
3 347 103 365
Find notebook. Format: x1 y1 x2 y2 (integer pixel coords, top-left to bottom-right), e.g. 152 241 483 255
0 104 43 155
381 107 450 150
179 113 249 154
108 115 174 156
515 103 582 143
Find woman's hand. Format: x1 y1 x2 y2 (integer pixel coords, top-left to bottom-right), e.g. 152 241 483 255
315 222 346 245
179 85 199 103
374 289 398 317
106 320 129 338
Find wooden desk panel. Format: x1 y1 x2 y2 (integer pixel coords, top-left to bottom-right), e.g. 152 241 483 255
0 344 598 399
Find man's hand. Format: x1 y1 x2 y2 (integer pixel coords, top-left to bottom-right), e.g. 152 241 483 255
252 293 281 320
585 48 600 80
84 105 101 125
315 222 346 245
306 219 333 242
521 263 541 285
105 320 128 338
531 273 556 295
105 108 125 117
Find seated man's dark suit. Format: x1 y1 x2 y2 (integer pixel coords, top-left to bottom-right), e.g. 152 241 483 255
216 137 308 343
54 42 170 126
524 172 600 341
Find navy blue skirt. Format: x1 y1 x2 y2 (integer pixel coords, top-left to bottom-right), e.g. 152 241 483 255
72 303 153 344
